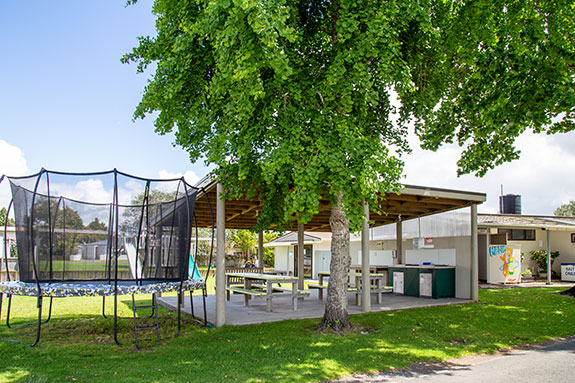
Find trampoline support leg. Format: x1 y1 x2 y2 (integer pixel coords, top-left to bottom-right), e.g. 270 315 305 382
202 287 208 327
113 292 121 345
0 293 43 347
0 293 2 323
31 296 43 347
189 290 195 317
44 297 53 324
175 290 182 338
102 296 107 319
6 294 13 328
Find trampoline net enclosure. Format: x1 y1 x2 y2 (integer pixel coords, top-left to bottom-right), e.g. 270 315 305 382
6 169 203 284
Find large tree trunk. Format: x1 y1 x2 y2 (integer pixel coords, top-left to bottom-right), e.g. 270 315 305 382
318 193 352 332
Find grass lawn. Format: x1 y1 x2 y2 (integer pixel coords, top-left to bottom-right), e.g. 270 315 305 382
0 287 573 382
39 260 130 272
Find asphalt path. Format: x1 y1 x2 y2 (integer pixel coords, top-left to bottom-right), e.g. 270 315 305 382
332 337 575 382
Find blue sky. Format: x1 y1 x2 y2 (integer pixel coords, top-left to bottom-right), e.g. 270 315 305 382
1 1 575 215
0 1 206 177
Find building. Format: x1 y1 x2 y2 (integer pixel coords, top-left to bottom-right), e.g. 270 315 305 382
478 213 575 281
267 207 478 299
0 225 17 281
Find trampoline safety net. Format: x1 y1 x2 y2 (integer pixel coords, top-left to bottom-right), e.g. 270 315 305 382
5 169 204 284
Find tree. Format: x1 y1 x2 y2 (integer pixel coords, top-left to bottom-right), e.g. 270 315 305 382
31 200 85 259
121 189 178 235
125 0 575 331
80 218 109 245
554 201 575 217
0 207 15 226
227 230 257 261
262 232 280 266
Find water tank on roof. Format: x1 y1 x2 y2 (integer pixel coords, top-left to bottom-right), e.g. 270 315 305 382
500 194 522 214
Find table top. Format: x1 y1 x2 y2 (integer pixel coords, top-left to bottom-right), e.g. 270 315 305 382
225 272 298 282
317 272 385 277
390 264 456 269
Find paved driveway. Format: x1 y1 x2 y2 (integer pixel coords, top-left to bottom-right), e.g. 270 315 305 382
333 337 575 382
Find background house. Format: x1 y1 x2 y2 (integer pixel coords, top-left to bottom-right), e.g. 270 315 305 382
478 213 575 279
0 225 17 281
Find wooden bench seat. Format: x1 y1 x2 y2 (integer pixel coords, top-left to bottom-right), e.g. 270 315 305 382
252 283 310 295
308 283 329 299
225 286 267 296
307 283 328 289
225 267 263 285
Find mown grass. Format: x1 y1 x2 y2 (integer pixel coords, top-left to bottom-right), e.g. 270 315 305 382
0 287 573 382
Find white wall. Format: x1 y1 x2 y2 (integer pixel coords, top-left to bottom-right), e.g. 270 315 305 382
274 246 289 272
489 228 575 274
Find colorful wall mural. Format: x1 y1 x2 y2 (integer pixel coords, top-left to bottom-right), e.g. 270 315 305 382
488 245 521 283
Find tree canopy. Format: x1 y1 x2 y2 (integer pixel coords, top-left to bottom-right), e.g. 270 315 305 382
125 0 575 330
555 201 575 216
125 0 575 229
0 207 14 226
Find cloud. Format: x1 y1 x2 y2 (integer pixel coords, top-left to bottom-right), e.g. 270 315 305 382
0 140 29 209
402 130 575 215
158 169 200 186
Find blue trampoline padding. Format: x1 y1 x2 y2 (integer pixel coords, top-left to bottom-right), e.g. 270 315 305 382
0 279 205 297
189 255 203 281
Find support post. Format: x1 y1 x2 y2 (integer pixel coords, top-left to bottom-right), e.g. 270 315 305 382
361 201 371 312
215 183 226 327
258 231 264 269
471 204 478 301
396 218 403 265
297 223 304 290
547 229 551 285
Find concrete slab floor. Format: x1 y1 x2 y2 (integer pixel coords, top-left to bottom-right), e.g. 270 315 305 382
158 290 471 326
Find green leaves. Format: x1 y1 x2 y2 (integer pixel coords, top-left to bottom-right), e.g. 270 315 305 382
405 0 575 176
126 0 575 229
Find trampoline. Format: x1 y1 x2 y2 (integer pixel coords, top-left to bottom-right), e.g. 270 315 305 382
0 169 214 347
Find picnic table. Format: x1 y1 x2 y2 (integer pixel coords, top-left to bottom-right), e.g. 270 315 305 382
309 272 390 304
225 272 307 312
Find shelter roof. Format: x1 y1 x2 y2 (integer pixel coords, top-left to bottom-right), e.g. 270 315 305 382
266 231 331 246
193 178 486 232
478 214 575 231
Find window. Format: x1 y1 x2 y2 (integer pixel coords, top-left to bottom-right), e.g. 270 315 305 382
498 228 536 241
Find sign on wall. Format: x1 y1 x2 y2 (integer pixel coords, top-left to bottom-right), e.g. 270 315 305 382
488 245 521 284
561 264 575 282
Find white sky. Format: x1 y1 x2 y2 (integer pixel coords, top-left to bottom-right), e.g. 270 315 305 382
1 2 574 216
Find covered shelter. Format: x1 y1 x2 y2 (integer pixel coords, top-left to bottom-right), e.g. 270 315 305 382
192 177 486 327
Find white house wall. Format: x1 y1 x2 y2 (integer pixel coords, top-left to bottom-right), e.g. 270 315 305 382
274 246 289 273
486 228 575 274
550 231 575 272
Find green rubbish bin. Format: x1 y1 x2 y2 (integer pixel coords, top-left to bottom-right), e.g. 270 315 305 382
419 267 455 299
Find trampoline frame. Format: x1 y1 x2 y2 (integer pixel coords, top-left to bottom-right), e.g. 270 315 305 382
0 169 215 347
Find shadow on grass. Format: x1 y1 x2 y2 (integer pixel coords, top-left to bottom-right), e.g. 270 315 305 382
0 288 573 383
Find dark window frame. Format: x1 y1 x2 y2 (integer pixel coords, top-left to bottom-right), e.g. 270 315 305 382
498 228 536 241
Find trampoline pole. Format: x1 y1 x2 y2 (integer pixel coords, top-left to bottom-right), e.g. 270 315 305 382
175 290 182 338
202 287 208 327
0 293 2 324
6 295 13 328
31 296 43 347
190 290 195 317
154 294 160 345
113 292 121 345
44 297 53 324
102 296 108 319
